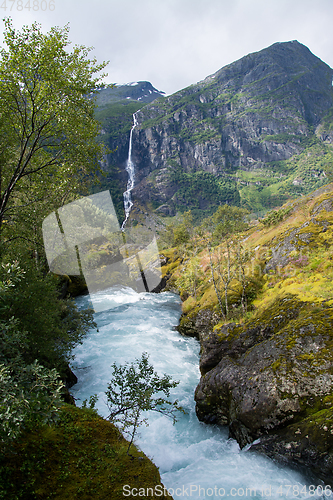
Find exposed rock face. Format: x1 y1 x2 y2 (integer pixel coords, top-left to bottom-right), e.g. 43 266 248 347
93 82 166 218
177 308 219 338
250 410 333 484
128 41 333 211
194 295 333 483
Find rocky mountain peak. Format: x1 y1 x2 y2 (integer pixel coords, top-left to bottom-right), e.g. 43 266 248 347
194 40 333 126
95 81 165 106
97 41 333 220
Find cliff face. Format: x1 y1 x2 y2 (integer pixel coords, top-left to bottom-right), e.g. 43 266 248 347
93 82 165 218
126 41 333 214
160 185 333 483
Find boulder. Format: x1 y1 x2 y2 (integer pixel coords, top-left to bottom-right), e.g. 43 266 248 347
194 294 333 481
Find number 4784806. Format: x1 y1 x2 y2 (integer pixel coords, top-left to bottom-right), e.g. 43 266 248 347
0 0 55 11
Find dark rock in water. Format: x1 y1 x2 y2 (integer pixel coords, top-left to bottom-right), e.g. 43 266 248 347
62 365 78 405
64 364 78 389
249 410 333 485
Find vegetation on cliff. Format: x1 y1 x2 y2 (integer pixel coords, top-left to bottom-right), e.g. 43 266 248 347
160 183 333 482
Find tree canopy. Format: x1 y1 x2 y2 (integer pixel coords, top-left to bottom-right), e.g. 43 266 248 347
0 18 108 256
0 19 105 454
106 352 184 454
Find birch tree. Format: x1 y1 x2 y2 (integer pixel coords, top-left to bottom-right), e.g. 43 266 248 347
0 18 107 255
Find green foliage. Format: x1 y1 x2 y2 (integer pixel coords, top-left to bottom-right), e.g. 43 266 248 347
0 18 107 252
262 207 292 226
0 405 163 500
106 352 184 454
175 256 203 300
159 210 195 249
0 262 95 374
238 141 331 213
94 100 142 140
0 357 64 450
261 133 300 144
0 268 65 450
207 204 249 243
168 166 240 213
0 259 96 451
82 394 98 410
166 204 261 320
173 210 194 246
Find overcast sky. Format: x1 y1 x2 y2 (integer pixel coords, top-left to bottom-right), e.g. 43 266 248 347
1 0 333 95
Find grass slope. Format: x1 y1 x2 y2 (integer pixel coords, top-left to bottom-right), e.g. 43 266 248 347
0 405 169 500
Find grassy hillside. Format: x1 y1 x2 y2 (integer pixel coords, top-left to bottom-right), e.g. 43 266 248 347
161 184 333 323
159 183 333 479
236 139 332 214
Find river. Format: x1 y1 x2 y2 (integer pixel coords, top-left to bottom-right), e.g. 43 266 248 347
70 286 324 500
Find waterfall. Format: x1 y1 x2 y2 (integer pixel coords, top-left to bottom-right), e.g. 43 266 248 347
121 113 138 230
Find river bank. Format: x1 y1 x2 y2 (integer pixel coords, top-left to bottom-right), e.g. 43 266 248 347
159 187 333 484
70 286 317 499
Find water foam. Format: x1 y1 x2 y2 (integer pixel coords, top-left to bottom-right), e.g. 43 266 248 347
71 288 322 500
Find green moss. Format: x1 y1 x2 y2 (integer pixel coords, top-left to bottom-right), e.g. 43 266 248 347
271 360 281 371
297 353 315 361
0 405 167 500
283 407 333 455
161 257 182 278
177 314 198 337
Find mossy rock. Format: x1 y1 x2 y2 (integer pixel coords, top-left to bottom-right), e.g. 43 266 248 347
177 313 199 338
0 405 170 500
250 407 333 484
177 307 220 339
195 293 333 480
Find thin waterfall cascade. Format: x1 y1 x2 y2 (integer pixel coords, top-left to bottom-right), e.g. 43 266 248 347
121 112 138 230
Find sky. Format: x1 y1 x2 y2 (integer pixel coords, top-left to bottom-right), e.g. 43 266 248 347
1 0 333 96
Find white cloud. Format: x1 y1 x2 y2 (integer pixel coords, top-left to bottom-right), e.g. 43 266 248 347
1 0 333 95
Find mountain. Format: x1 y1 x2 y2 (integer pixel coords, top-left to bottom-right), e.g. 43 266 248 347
92 82 165 218
95 81 165 105
96 42 333 220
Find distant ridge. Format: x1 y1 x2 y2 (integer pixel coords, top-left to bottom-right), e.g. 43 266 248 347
94 40 333 219
95 81 165 106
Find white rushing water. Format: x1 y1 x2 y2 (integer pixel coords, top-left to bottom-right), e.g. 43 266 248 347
121 113 138 230
71 288 325 500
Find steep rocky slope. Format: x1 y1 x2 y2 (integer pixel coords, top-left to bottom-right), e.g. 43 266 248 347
160 185 333 483
92 82 165 219
122 41 333 216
